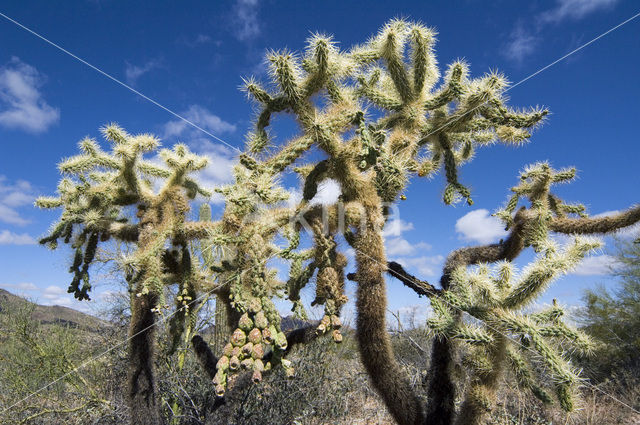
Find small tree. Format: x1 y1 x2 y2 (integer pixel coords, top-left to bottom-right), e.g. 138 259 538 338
580 238 640 377
35 19 640 425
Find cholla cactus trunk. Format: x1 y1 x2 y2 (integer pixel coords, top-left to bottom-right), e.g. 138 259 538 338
212 290 238 355
353 209 425 425
128 291 161 425
453 334 507 425
424 328 457 425
198 204 237 356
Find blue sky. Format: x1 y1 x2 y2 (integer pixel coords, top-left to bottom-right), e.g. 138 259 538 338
0 0 638 324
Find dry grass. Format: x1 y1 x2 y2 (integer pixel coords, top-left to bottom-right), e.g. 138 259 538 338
2 295 638 425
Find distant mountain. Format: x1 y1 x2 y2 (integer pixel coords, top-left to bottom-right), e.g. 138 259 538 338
281 315 315 331
200 314 317 336
0 288 334 335
0 288 109 331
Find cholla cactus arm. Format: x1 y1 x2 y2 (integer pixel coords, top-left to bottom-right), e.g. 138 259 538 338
502 237 600 309
549 204 640 234
494 163 640 252
420 162 638 424
505 345 553 404
385 261 441 297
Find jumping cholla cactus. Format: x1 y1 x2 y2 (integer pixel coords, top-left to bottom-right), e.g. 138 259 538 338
197 18 550 424
36 19 640 425
35 126 223 425
426 164 602 425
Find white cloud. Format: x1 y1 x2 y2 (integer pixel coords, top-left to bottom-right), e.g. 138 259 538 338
0 57 59 133
393 255 444 277
383 219 414 238
39 285 80 307
0 282 94 310
386 238 415 256
179 34 221 48
282 179 342 209
163 105 236 139
232 0 261 41
455 209 508 245
0 282 38 291
386 238 431 256
572 254 621 275
124 60 160 86
503 25 539 63
194 34 213 44
0 230 36 245
40 295 74 307
161 108 238 203
540 0 619 24
0 176 36 226
42 285 66 299
310 179 341 206
196 141 237 194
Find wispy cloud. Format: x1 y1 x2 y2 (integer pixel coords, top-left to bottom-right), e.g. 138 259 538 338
0 176 36 226
163 105 236 139
0 230 36 245
503 0 620 63
0 282 97 311
393 255 444 277
383 218 414 238
455 209 508 245
0 57 59 133
231 0 261 41
179 34 221 48
0 282 38 291
311 179 341 206
124 59 160 86
503 24 539 64
162 106 238 202
0 282 72 306
386 238 431 256
381 217 438 274
572 254 621 275
540 0 619 24
39 285 76 307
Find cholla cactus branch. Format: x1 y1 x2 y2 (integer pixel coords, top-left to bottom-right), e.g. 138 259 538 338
549 205 640 234
385 261 441 297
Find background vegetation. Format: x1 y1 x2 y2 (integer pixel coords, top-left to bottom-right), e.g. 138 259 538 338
1 237 638 424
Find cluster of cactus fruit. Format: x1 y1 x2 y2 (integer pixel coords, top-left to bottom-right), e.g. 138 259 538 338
36 18 640 425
